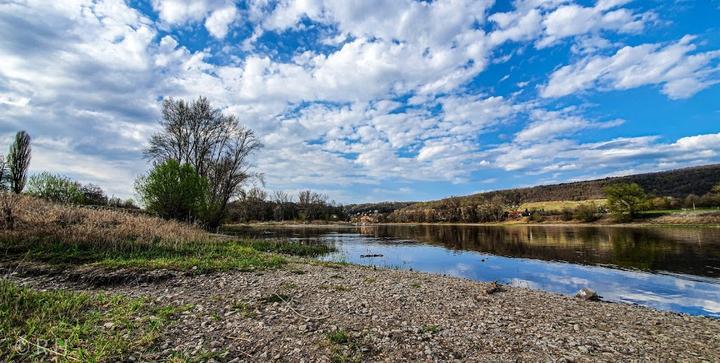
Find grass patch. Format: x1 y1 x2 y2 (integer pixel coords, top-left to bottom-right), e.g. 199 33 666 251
326 329 369 363
319 284 352 292
421 324 441 334
0 196 334 274
1 239 286 273
260 294 290 304
0 279 184 362
327 329 351 345
231 301 256 318
237 239 334 257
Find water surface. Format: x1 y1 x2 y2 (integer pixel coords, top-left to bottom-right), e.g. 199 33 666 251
224 224 720 317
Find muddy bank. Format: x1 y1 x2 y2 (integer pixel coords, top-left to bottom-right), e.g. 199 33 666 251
6 261 720 362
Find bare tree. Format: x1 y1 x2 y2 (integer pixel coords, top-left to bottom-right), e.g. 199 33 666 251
272 190 293 221
145 97 262 228
7 131 31 194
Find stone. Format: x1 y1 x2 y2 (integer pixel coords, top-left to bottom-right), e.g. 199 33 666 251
575 288 600 301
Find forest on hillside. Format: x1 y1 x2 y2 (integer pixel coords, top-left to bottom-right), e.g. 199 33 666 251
358 164 720 223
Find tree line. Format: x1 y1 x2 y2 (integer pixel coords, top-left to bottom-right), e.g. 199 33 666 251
225 188 346 223
381 182 720 224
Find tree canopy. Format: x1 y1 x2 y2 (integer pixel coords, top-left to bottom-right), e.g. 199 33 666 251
603 183 648 221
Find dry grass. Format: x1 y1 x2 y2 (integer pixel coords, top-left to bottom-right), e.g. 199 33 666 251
519 199 607 212
650 211 720 225
0 195 335 272
0 194 209 249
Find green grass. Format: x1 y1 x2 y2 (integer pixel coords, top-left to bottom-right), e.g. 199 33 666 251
0 238 336 273
326 329 368 363
421 324 441 334
1 239 286 273
327 329 351 345
237 239 334 257
0 279 187 362
638 208 720 216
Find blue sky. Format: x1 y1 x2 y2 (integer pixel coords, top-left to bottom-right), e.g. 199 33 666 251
1 0 719 203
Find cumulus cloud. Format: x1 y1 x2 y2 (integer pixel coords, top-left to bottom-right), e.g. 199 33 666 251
541 35 720 99
515 108 624 143
205 5 239 39
151 0 237 38
1 0 719 202
488 0 654 48
491 133 720 176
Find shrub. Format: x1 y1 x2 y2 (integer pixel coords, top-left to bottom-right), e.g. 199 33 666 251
560 207 574 221
26 172 85 204
135 160 209 223
529 211 544 222
573 203 599 222
80 183 108 206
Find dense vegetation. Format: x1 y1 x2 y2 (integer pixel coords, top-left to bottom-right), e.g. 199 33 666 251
226 188 347 223
383 165 720 223
455 164 720 204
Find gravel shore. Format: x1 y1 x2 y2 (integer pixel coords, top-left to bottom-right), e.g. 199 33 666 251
8 261 720 362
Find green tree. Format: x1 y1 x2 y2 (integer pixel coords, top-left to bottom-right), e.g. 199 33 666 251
0 154 7 191
135 160 209 222
26 172 85 204
603 183 647 221
145 97 262 228
7 131 31 194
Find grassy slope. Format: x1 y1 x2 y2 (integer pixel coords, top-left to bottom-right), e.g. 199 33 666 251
0 196 338 361
519 199 606 212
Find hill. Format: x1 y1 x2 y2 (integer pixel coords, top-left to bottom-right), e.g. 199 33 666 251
385 164 720 223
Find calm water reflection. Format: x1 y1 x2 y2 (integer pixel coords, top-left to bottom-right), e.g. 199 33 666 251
223 224 720 317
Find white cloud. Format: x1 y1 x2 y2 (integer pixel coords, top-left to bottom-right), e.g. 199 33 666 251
1 0 719 203
205 5 238 39
488 0 654 48
490 133 720 175
151 0 237 38
515 108 624 142
541 35 720 99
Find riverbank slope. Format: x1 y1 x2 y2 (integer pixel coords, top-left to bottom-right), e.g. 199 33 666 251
5 260 720 362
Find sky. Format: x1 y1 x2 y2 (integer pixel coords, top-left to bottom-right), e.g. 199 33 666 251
1 0 719 203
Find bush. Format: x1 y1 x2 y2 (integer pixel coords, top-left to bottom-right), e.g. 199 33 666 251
135 160 209 223
80 184 108 206
529 211 544 222
560 207 574 221
573 203 599 222
26 172 85 204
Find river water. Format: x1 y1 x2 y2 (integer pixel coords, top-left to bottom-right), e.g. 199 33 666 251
223 224 720 318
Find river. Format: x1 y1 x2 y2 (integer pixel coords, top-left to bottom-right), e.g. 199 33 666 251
223 224 720 318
